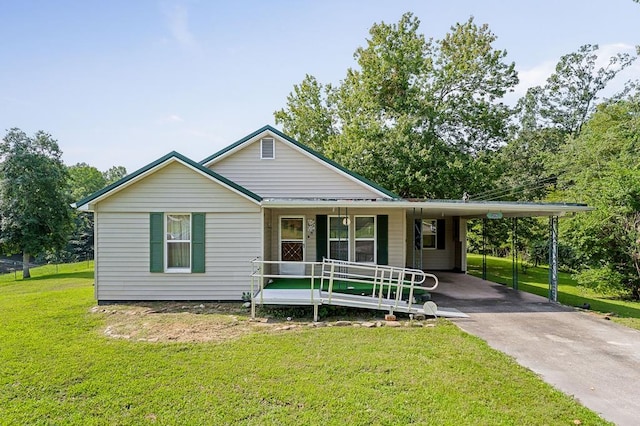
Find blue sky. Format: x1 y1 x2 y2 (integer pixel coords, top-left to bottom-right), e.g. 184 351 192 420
1 0 638 173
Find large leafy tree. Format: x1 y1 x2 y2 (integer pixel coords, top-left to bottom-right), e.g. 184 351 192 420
496 45 637 202
276 13 518 198
0 129 73 278
555 93 640 299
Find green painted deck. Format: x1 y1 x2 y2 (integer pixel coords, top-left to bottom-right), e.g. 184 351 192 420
266 277 429 298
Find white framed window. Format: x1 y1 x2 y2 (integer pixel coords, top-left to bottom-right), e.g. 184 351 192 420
422 219 437 249
354 216 376 263
166 213 191 272
260 137 275 159
329 216 349 261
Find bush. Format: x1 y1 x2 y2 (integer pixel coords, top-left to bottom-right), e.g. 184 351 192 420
574 266 627 297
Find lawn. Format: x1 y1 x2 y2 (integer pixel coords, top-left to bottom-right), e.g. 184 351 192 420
0 263 610 425
467 253 640 330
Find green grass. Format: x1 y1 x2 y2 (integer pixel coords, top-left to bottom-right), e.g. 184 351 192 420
0 263 610 425
467 253 640 329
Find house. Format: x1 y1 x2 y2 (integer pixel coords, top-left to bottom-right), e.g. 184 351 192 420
75 125 590 303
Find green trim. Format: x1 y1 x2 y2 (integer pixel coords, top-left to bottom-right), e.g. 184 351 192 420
149 213 164 273
437 219 446 250
200 125 400 199
376 215 388 265
191 213 206 273
74 151 262 209
316 215 328 261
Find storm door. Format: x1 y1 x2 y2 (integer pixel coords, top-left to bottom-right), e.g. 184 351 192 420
280 217 305 274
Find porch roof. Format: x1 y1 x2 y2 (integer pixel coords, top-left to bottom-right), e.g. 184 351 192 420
260 198 592 218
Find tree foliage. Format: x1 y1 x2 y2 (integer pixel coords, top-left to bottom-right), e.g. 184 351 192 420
0 129 73 278
55 162 128 264
276 13 518 198
556 93 640 298
494 44 636 203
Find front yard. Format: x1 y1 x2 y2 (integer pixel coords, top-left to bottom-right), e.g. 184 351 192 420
0 263 610 424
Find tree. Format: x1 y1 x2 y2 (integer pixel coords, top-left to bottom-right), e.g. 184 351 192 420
555 93 640 299
495 44 636 203
57 163 127 263
103 165 127 185
68 162 107 201
0 129 73 278
276 13 518 198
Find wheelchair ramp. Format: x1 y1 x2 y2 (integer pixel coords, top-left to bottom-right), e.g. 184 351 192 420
251 259 468 321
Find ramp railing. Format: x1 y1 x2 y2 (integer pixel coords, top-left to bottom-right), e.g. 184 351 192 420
250 258 439 319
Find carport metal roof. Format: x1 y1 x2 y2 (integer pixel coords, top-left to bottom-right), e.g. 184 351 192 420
260 198 592 218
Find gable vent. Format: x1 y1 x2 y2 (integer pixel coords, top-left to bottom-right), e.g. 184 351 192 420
261 138 275 159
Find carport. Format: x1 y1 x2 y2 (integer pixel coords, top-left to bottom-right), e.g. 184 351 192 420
402 200 592 301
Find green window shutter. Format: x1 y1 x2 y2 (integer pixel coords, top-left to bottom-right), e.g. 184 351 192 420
377 215 388 265
191 213 206 273
316 215 328 261
150 212 164 272
437 219 446 250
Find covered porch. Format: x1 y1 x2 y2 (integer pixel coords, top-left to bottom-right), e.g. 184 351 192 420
259 199 591 302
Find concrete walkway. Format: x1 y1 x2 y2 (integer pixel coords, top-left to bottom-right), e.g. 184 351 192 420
433 272 640 426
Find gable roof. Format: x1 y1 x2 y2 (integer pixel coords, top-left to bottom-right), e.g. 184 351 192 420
200 125 400 199
74 151 262 210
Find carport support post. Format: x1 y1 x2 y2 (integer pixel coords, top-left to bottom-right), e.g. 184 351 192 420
548 215 559 302
512 217 518 290
482 218 487 280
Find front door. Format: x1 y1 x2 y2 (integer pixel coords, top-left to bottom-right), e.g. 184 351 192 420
280 217 305 275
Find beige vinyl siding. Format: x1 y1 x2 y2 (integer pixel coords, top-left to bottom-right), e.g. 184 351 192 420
95 212 261 300
97 161 258 213
94 161 261 301
266 208 405 269
210 138 383 199
406 216 455 270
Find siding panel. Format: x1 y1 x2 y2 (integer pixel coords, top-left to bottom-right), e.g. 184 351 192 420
97 162 259 213
95 211 261 301
210 138 383 199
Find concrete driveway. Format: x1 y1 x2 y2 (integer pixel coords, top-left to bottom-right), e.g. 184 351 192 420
433 272 640 426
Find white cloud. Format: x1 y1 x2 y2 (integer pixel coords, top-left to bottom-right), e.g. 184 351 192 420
162 2 199 51
158 114 185 124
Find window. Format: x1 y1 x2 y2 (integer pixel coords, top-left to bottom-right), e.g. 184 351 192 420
166 214 191 271
329 216 349 260
261 138 275 159
355 216 375 263
422 219 437 249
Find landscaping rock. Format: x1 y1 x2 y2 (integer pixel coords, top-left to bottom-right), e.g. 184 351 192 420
409 321 423 327
334 320 351 327
313 322 327 327
361 322 376 328
385 321 401 327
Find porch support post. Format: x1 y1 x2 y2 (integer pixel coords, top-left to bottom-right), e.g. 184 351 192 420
482 218 487 280
548 215 559 302
512 217 518 290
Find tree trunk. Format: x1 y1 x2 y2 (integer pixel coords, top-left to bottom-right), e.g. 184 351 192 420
23 252 31 279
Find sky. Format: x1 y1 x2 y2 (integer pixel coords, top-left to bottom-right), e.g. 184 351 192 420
1 0 638 174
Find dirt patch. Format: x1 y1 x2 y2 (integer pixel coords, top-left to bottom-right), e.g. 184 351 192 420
90 302 302 343
90 301 436 343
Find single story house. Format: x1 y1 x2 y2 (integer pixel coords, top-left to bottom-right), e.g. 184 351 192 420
75 125 590 302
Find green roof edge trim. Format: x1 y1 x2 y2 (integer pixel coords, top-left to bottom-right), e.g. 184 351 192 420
74 151 262 208
200 125 400 199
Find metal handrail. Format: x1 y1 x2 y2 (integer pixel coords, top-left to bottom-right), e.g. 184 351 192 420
250 258 439 319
